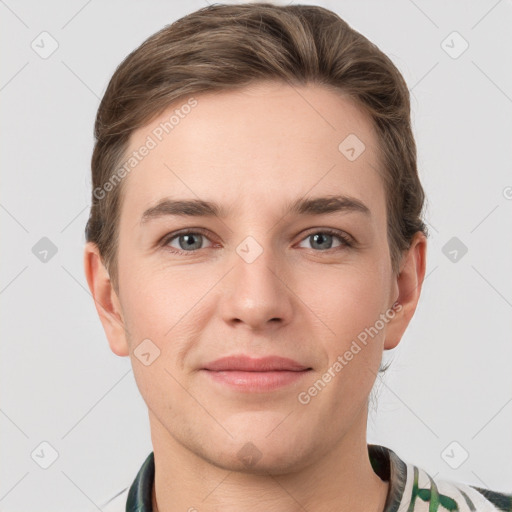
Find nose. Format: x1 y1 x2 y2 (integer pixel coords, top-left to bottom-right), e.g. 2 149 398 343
218 243 294 332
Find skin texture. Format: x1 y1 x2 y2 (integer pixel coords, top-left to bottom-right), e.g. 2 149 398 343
84 81 427 512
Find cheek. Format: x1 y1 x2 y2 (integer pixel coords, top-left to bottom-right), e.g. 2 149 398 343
302 266 389 402
301 262 388 341
118 258 214 355
121 266 202 412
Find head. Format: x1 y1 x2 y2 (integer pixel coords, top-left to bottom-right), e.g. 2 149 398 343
84 3 427 474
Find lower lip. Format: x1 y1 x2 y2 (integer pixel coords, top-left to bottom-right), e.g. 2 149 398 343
201 369 311 392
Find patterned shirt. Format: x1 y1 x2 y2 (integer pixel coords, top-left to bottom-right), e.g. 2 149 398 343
100 444 512 511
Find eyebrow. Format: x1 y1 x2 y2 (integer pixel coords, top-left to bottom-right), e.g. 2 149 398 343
140 194 371 224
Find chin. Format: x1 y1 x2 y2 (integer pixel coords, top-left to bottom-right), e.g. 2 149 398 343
196 427 316 476
205 446 310 476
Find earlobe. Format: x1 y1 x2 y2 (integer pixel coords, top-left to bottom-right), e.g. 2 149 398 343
384 232 427 350
83 242 130 357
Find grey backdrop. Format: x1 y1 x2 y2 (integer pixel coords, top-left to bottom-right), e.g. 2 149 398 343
1 0 511 510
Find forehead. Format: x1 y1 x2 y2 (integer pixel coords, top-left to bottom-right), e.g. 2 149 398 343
119 81 385 226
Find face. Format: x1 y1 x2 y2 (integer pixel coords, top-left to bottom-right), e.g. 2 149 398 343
105 82 408 473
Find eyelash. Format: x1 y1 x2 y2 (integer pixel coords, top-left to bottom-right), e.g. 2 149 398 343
159 228 354 255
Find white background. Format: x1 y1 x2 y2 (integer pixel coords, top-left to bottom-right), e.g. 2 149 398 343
1 0 511 510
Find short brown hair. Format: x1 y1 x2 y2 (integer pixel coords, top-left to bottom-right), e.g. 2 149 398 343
85 2 428 294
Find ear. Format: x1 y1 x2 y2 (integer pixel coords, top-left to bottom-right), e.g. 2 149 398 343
384 231 427 350
83 242 130 357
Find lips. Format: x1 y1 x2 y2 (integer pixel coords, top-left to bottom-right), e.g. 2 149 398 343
202 355 311 372
201 355 312 392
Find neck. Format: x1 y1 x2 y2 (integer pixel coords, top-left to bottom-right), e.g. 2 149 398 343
150 410 389 512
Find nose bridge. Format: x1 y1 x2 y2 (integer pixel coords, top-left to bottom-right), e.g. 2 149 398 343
220 233 292 329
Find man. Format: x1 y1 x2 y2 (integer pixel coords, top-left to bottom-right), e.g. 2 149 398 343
83 3 512 511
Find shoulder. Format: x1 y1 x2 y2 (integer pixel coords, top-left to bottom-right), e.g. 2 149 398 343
99 487 129 512
431 477 512 512
98 451 154 512
371 444 512 512
462 484 512 511
400 458 512 511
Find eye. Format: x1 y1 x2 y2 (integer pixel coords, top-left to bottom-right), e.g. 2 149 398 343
160 228 353 255
297 229 353 251
162 230 214 254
